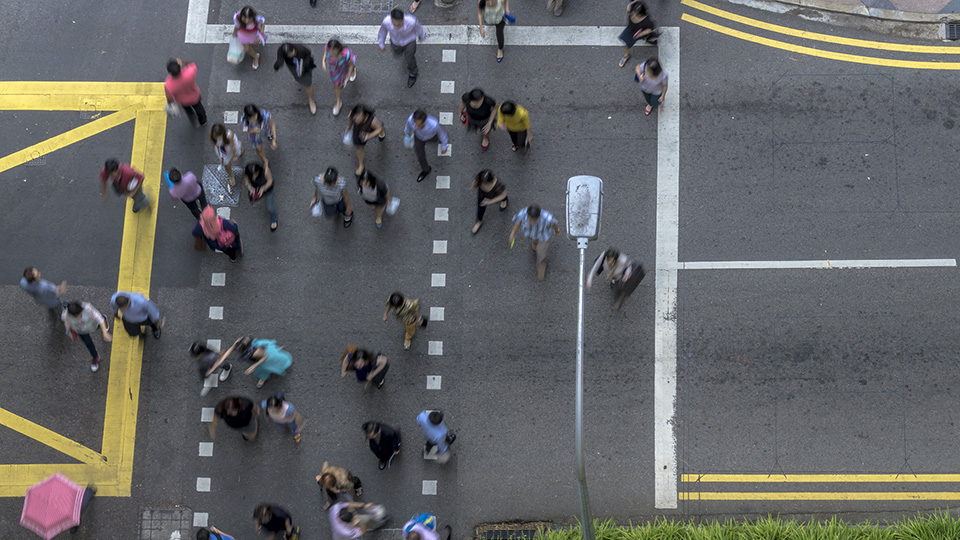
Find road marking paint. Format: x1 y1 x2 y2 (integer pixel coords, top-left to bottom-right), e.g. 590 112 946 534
684 473 960 483
211 273 226 286
683 0 960 54
442 49 457 62
440 81 455 94
679 258 957 270
436 176 450 189
216 207 231 220
199 442 214 457
226 80 241 93
431 273 446 287
430 307 444 321
681 492 960 501
434 208 449 221
206 339 221 352
424 446 439 460
185 0 209 43
426 376 442 390
0 408 105 466
197 477 211 492
203 375 219 390
193 512 209 527
422 480 438 495
654 26 680 511
433 240 448 254
682 14 960 70
223 110 239 124
439 112 453 125
209 307 224 320
0 81 166 111
201 408 214 422
428 341 443 355
438 144 451 157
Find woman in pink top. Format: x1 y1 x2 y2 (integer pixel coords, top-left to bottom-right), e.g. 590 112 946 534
233 6 265 70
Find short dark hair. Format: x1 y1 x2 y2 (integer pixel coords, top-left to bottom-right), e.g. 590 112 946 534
646 58 662 76
499 101 516 116
630 0 647 16
468 88 485 102
363 421 379 436
338 508 355 522
527 205 541 219
168 168 182 183
324 167 339 184
196 529 211 540
67 302 84 316
266 396 282 409
408 532 423 540
114 295 130 308
244 162 264 182
428 411 444 425
413 109 427 122
391 8 404 20
104 159 120 173
167 60 181 76
388 292 404 307
22 267 36 281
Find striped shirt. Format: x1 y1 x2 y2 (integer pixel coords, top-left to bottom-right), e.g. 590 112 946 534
512 207 558 243
314 174 347 204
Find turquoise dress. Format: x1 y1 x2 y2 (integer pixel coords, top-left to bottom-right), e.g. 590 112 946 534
251 339 292 380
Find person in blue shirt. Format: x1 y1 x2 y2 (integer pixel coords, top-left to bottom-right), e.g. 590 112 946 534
196 525 235 540
111 291 164 339
242 337 293 389
416 410 456 464
404 109 449 183
20 267 66 313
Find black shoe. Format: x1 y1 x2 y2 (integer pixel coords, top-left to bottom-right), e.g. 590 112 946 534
420 315 429 328
407 75 417 88
417 167 431 183
378 460 387 470
310 0 317 5
344 213 354 228
446 433 456 445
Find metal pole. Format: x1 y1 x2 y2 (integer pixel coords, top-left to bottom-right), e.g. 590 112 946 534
575 239 595 540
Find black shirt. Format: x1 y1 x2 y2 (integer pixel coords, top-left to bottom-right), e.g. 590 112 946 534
218 398 254 428
256 506 292 532
461 93 497 123
369 424 401 461
274 44 316 73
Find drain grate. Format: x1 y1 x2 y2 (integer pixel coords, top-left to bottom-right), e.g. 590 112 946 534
138 507 192 540
340 0 396 13
946 23 960 40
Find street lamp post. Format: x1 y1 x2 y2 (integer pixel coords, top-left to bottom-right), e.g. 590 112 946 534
565 175 603 540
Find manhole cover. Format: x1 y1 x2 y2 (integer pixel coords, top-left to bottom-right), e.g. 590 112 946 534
946 23 960 40
202 164 242 207
340 0 396 13
138 507 192 540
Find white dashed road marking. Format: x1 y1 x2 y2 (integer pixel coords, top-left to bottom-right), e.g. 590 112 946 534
434 208 449 221
201 408 214 422
422 480 438 495
223 110 238 124
197 477 211 492
428 341 443 355
199 442 214 457
430 307 444 321
426 376 441 390
435 177 450 189
433 240 447 254
431 273 446 287
442 50 457 62
211 273 226 286
208 306 223 320
226 80 241 93
440 81 455 94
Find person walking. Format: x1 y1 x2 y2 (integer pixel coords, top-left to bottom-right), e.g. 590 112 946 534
242 104 278 164
383 292 428 350
346 105 386 175
470 169 508 234
496 101 532 153
416 410 456 464
165 58 207 127
330 502 388 540
363 421 401 470
243 161 278 231
197 525 236 540
191 340 233 396
241 336 293 388
274 43 318 114
586 247 646 309
403 513 451 540
262 393 305 444
404 109 449 183
635 57 668 116
166 168 208 220
210 124 243 190
378 9 426 88
99 159 149 212
619 1 660 68
193 206 243 262
110 291 164 339
477 0 510 62
357 171 391 229
316 461 363 510
210 396 259 441
546 0 562 17
311 167 354 227
62 300 112 372
323 39 357 116
233 6 265 70
340 345 390 390
509 204 561 281
253 503 299 540
458 89 497 151
20 267 65 315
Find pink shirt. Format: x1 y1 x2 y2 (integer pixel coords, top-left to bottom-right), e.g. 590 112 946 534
164 63 201 106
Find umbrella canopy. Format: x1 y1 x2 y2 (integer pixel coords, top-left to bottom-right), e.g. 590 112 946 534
20 473 84 540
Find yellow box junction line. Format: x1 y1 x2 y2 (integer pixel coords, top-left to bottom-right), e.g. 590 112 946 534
681 473 960 501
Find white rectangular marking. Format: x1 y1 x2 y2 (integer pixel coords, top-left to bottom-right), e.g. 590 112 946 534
436 176 450 189
185 0 210 44
654 26 680 511
438 144 451 157
430 307 445 321
426 376 442 390
423 446 439 460
438 112 454 125
434 207 449 221
201 407 214 422
193 512 209 528
211 273 226 286
431 273 446 287
197 477 211 492
440 81 455 94
226 79 241 93
209 306 224 320
422 480 438 495
203 373 219 389
442 49 457 62
206 339 221 352
223 110 239 124
216 206 231 219
428 341 443 355
433 240 448 254
679 259 958 270
199 442 214 457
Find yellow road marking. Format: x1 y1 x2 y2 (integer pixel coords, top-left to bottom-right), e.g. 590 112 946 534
683 473 960 483
0 82 166 112
682 14 960 70
0 106 139 174
682 0 960 54
0 408 106 466
682 492 960 501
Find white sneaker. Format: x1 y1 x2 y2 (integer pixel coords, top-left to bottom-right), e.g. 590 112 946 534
219 363 232 382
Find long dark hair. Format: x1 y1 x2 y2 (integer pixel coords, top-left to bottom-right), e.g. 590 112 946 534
472 169 495 189
357 170 379 190
243 162 264 182
243 104 263 124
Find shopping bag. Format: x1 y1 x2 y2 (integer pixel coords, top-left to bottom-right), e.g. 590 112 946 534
343 131 353 146
403 134 415 149
386 197 400 216
164 102 182 117
227 36 245 64
311 202 324 218
504 12 516 24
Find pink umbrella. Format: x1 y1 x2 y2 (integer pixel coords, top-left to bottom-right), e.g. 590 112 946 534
20 473 84 539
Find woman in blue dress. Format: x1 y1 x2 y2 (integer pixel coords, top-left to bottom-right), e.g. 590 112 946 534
243 337 293 388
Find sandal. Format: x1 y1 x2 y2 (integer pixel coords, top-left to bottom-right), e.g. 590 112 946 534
472 221 483 234
355 487 363 497
619 54 630 68
403 338 411 350
252 53 260 70
644 106 652 116
293 433 302 444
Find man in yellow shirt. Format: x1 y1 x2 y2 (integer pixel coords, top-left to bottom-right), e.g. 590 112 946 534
496 101 532 153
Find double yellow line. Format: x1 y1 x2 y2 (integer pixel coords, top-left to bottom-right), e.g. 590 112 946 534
682 0 960 70
681 473 960 501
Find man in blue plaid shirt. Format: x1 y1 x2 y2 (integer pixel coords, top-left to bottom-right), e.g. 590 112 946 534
509 204 561 281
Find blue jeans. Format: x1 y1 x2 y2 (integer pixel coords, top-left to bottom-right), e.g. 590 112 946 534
264 189 278 223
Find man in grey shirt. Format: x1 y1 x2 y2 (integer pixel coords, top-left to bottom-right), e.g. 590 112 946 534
20 267 66 313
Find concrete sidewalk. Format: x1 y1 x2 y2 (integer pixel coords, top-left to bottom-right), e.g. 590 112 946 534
767 0 960 23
